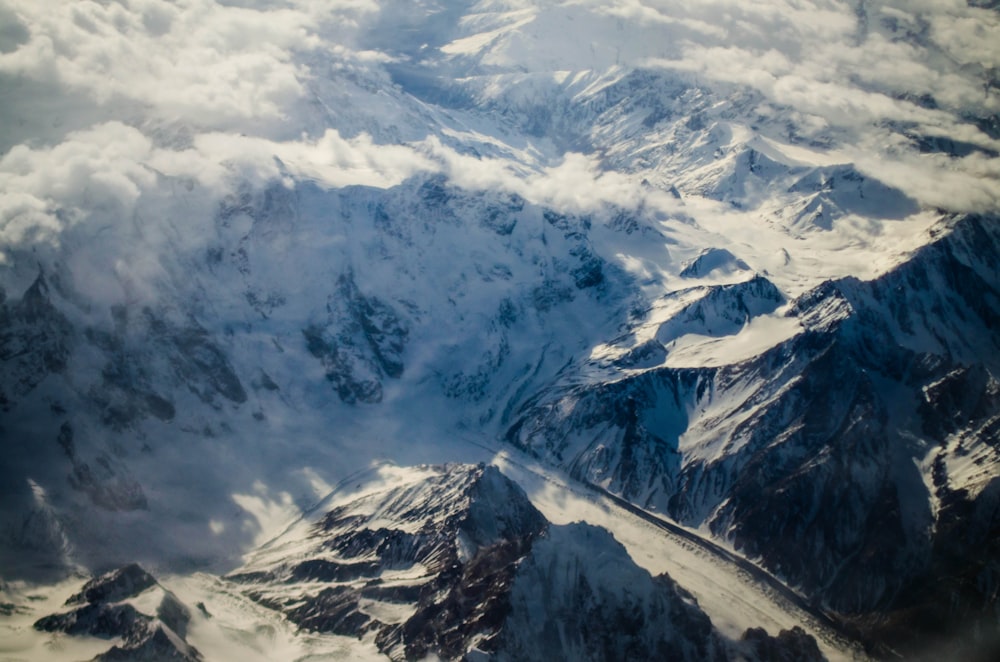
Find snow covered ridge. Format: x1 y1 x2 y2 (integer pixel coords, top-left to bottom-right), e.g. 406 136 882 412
5 464 827 661
29 564 203 661
1 0 999 660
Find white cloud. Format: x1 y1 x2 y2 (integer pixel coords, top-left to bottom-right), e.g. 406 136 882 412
231 482 298 547
854 150 1000 213
0 122 157 257
423 137 681 216
928 10 1000 69
0 119 446 262
0 0 378 130
185 129 437 189
640 0 1000 130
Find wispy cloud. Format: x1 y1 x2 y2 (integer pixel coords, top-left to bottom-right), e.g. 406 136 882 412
0 0 318 126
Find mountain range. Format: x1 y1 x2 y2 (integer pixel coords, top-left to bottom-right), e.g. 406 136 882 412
1 1 999 660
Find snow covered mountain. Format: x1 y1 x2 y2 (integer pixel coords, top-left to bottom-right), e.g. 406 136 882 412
226 463 737 661
32 563 203 661
12 464 826 661
2 0 999 660
507 213 1000 655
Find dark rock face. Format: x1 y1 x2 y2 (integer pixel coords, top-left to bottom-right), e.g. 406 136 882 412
0 272 73 411
497 523 729 662
504 214 1000 653
34 602 152 641
95 306 245 424
864 474 1000 660
83 303 246 435
542 210 606 291
741 626 825 662
303 271 409 404
65 563 157 606
55 422 149 512
714 332 914 613
507 369 688 508
96 625 201 661
655 275 784 343
391 535 536 660
33 564 201 661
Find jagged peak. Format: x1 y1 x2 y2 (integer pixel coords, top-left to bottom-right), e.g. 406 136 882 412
679 247 752 280
64 562 157 606
33 564 202 662
310 463 547 554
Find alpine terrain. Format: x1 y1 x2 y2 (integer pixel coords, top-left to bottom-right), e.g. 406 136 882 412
1 1 999 660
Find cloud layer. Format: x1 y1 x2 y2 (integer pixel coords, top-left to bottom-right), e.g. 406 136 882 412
0 0 997 264
0 0 355 127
